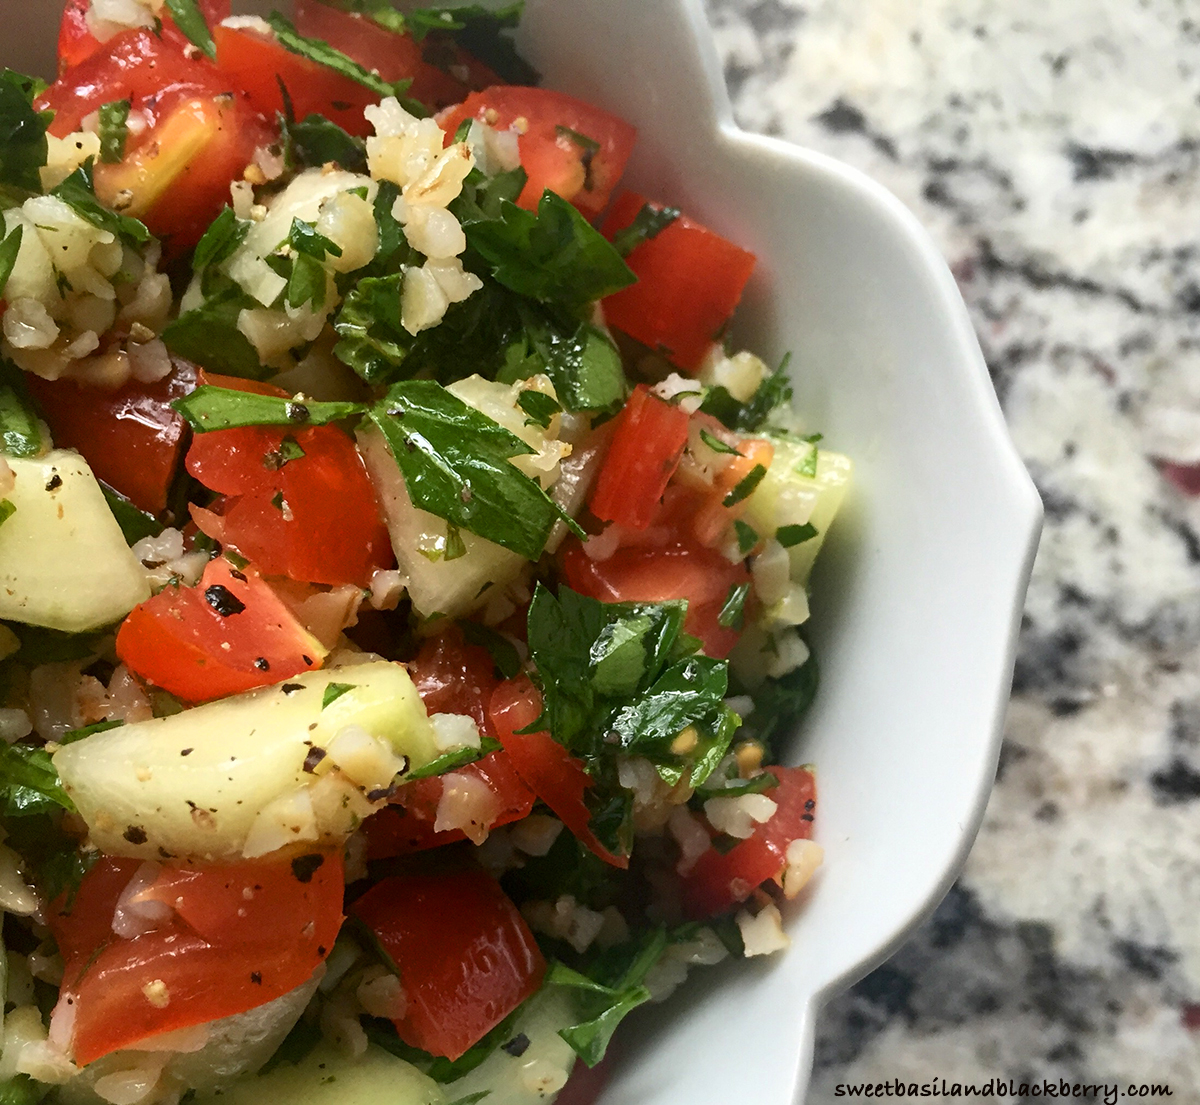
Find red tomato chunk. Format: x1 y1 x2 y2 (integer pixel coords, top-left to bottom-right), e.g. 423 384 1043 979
352 869 544 1061
49 851 344 1066
25 362 195 517
186 376 393 589
439 87 636 216
116 556 326 702
489 677 628 869
681 766 817 919
601 191 757 372
588 384 690 530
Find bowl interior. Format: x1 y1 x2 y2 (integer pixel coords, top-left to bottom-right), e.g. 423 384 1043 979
519 1 1040 1102
3 3 1041 1102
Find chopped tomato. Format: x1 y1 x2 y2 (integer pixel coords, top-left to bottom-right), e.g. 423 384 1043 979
489 677 628 869
56 0 231 72
438 87 636 216
363 751 535 857
213 21 380 138
407 626 501 733
293 0 498 111
25 362 195 517
560 487 752 659
186 376 393 589
116 556 327 702
601 191 757 372
680 766 816 918
37 30 271 250
352 869 544 1061
689 434 775 548
49 851 344 1066
589 385 690 530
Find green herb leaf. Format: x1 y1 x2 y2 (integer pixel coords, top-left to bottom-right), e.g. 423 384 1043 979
0 224 22 299
165 0 216 58
733 519 759 555
333 272 411 383
403 737 500 782
101 484 163 545
175 386 364 433
695 769 779 799
367 380 582 560
98 99 131 164
548 928 668 1066
610 655 732 754
0 1073 50 1105
723 463 766 507
735 643 819 750
51 160 150 244
265 13 416 102
717 582 750 630
701 355 794 433
286 252 328 309
193 206 250 271
286 217 343 260
796 443 819 478
162 280 271 380
524 585 689 753
698 428 741 456
285 113 368 173
61 719 125 745
0 499 14 527
610 202 680 257
516 389 561 429
322 683 356 709
0 69 50 198
776 522 818 548
498 303 625 414
466 191 635 307
0 743 74 817
0 359 46 459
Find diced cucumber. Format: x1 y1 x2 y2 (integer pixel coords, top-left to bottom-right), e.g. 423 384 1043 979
0 450 150 632
360 424 527 619
358 375 569 620
743 438 852 583
194 987 580 1105
53 663 439 862
193 1042 445 1105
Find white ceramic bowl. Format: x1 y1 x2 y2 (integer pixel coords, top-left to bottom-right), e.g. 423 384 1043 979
7 3 1042 1102
517 2 1042 1103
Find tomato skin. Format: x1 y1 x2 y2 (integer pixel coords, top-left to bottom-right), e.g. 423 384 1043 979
39 29 270 250
352 869 544 1061
185 377 394 589
589 385 690 530
560 495 751 660
407 627 500 734
25 363 195 517
439 88 636 215
116 556 327 702
213 22 379 138
680 766 816 919
363 751 535 857
50 851 343 1066
293 0 495 111
601 191 757 372
488 678 628 869
57 0 231 72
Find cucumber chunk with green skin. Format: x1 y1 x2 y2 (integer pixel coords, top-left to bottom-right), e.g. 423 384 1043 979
0 450 150 632
194 1041 446 1105
742 439 852 583
196 988 579 1105
54 663 441 863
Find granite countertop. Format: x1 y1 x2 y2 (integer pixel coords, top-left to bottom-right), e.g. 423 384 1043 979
703 0 1200 1098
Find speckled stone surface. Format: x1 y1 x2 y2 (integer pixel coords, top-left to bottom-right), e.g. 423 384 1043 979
701 0 1200 1099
